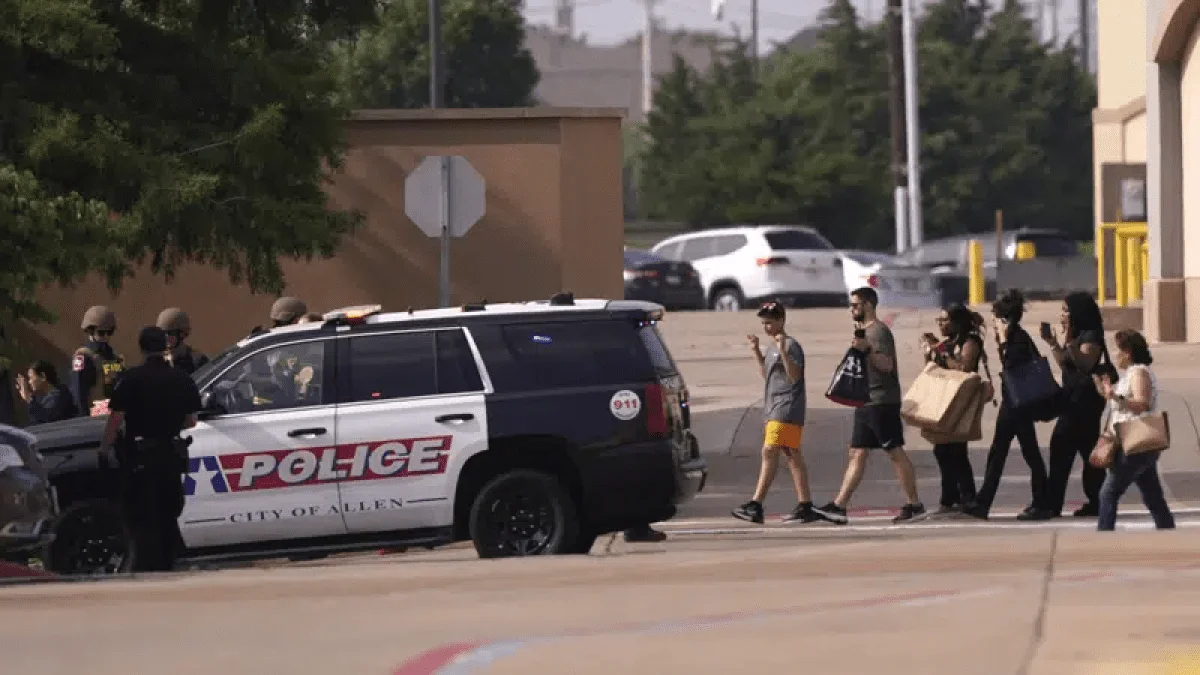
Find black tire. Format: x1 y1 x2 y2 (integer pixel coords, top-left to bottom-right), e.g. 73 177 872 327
42 499 135 576
711 286 744 311
468 470 580 559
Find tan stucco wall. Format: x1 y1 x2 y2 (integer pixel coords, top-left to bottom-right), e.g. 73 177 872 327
1098 0 1149 109
15 108 626 370
1182 27 1200 278
1093 0 1150 235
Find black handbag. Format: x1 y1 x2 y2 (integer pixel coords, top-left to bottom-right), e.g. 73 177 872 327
826 348 870 408
1001 355 1061 414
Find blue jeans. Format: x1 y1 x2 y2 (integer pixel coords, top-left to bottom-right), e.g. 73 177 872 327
1097 449 1175 531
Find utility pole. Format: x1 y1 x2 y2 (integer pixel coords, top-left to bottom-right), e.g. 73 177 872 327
886 0 908 254
1049 0 1059 45
642 0 655 117
902 0 923 248
750 0 759 71
1078 0 1090 71
429 0 444 108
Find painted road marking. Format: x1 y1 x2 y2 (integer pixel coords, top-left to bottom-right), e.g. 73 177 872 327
393 563 1200 675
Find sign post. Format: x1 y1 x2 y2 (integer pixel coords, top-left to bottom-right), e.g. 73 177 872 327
405 155 486 307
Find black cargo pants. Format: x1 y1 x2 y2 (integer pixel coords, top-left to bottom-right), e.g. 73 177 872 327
122 438 186 572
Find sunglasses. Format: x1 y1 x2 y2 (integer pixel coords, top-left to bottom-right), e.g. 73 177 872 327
95 329 114 337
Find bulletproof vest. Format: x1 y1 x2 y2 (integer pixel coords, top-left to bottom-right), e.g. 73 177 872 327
75 346 126 400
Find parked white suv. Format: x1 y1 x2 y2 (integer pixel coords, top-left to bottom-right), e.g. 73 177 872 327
650 226 846 310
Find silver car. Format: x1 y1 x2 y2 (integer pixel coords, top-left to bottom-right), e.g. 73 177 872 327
0 424 56 563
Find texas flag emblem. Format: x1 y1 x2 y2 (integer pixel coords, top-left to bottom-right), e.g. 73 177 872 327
183 456 229 496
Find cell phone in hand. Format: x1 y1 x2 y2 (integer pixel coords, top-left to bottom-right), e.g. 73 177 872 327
1039 321 1053 339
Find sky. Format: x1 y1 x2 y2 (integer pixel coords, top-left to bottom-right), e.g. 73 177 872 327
520 0 1086 56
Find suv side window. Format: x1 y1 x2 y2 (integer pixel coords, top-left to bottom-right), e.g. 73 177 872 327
436 330 485 394
346 332 437 402
678 237 715 262
485 320 655 391
209 341 327 415
712 234 748 256
652 241 682 260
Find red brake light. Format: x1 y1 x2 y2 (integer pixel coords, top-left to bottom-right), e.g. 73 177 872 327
755 257 790 267
645 383 669 437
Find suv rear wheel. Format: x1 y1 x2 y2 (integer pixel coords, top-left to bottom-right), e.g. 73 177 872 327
711 286 744 311
43 499 135 575
468 469 580 559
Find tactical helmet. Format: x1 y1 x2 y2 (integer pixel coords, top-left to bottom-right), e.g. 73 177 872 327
156 307 191 333
269 297 307 324
81 305 116 331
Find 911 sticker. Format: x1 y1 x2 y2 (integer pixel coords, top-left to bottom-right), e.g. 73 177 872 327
609 389 641 420
184 436 451 496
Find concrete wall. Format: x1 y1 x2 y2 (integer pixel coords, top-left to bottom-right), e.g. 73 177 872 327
1183 28 1200 278
1098 0 1150 110
1143 0 1200 343
1093 0 1149 255
15 108 626 368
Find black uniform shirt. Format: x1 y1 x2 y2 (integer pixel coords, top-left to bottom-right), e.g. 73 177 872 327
108 357 202 440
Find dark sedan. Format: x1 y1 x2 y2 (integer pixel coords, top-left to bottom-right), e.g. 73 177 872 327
623 249 705 310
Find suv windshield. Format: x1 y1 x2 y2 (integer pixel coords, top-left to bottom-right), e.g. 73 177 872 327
192 343 241 385
764 229 834 251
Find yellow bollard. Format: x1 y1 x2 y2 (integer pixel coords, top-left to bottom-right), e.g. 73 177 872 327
1142 240 1150 283
1114 234 1128 307
1014 241 1036 260
1127 236 1143 301
968 240 985 305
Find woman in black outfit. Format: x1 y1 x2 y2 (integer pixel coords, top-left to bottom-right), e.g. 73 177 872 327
964 290 1053 521
1040 292 1107 517
922 304 985 515
15 360 78 424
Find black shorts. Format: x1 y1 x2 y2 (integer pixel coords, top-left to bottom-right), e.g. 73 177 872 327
851 404 905 450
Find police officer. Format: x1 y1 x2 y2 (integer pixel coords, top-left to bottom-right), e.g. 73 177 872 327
99 326 202 572
156 308 210 375
70 306 127 416
247 296 308 337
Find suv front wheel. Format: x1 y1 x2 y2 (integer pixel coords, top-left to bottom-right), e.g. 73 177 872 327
468 470 580 559
43 499 135 575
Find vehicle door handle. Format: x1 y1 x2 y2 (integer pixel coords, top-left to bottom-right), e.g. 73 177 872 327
435 413 474 424
287 427 327 438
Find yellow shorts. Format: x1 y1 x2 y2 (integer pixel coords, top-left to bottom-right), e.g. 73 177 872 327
764 421 804 451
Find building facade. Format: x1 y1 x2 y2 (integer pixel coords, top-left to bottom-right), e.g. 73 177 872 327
1095 0 1200 342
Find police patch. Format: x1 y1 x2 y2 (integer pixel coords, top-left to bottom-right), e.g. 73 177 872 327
72 354 85 372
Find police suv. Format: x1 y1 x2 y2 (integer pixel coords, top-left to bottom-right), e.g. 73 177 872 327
29 295 706 573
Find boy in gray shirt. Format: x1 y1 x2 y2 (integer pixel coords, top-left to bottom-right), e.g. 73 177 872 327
732 301 819 524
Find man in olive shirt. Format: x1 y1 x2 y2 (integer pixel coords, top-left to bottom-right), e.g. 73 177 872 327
813 287 926 524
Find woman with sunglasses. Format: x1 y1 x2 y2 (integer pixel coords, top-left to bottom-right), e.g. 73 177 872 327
921 304 986 515
69 305 127 417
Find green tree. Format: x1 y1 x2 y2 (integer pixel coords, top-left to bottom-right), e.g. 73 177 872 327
1 0 377 324
335 0 539 109
640 0 1096 248
638 41 759 227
